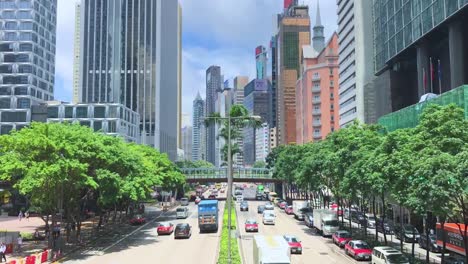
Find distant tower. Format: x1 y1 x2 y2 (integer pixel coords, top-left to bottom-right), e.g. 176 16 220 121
313 0 325 52
192 92 205 161
255 46 268 79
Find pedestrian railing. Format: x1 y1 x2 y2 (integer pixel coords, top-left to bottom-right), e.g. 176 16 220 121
181 168 273 180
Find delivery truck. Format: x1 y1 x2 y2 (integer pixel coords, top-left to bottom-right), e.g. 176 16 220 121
313 209 340 236
253 235 291 264
292 201 310 220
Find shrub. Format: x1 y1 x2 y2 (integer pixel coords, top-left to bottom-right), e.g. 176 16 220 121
218 202 241 264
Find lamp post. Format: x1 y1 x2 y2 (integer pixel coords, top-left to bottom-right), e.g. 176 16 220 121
205 114 261 264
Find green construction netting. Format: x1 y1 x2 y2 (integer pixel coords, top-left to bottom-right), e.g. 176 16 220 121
378 85 468 132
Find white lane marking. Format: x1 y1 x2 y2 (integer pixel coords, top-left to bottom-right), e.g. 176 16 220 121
100 210 170 254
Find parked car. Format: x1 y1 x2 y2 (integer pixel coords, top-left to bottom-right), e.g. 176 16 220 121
279 201 288 210
130 214 146 225
157 222 174 235
264 203 274 211
376 219 394 235
180 198 189 206
176 207 189 219
344 208 357 220
174 223 192 239
304 213 314 228
257 205 265 214
332 230 352 247
244 219 258 232
240 201 249 211
285 206 293 215
372 246 409 264
345 240 372 261
283 235 302 254
366 214 377 229
418 233 441 252
352 212 367 226
394 224 420 243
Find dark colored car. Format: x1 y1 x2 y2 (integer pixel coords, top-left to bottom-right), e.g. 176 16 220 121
304 213 314 228
395 224 420 243
418 234 441 252
332 230 352 247
130 214 146 225
208 194 216 199
240 202 249 211
444 256 466 264
352 213 367 226
257 205 265 214
174 223 192 239
376 219 394 235
256 193 263 200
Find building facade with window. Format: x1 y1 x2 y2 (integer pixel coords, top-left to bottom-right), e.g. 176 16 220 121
77 0 181 160
232 76 249 167
0 0 57 134
31 101 140 142
191 91 205 161
296 33 340 144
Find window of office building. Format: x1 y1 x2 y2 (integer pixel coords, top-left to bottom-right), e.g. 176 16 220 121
108 120 117 133
94 106 105 118
94 121 102 132
14 86 28 95
0 87 11 95
0 98 11 109
80 121 90 127
64 106 73 118
47 106 58 118
76 106 88 118
1 125 13 135
0 65 13 74
2 111 27 122
0 43 14 52
17 98 30 109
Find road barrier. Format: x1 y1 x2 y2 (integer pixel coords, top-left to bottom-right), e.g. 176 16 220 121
7 248 52 264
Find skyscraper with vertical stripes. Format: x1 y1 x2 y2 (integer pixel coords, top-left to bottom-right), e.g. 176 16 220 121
77 0 181 160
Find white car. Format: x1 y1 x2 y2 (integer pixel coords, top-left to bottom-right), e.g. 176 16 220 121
264 203 274 211
236 194 244 203
262 212 276 225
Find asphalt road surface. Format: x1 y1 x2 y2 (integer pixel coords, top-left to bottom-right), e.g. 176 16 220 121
62 189 226 264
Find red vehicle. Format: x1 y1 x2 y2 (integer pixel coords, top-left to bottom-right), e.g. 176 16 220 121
244 219 258 232
130 214 146 225
279 201 288 209
332 230 352 247
331 203 343 216
285 206 293 215
283 235 302 254
157 222 174 235
195 197 201 204
344 240 372 260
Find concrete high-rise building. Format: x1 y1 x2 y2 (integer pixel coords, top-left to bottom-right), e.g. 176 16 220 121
269 36 278 129
255 45 268 79
72 2 81 104
255 123 270 162
205 65 222 165
177 3 183 151
0 0 58 134
182 126 192 161
78 0 181 160
371 0 468 121
192 92 205 161
296 33 340 144
276 3 311 145
337 0 374 127
243 79 271 166
232 76 249 167
214 87 232 167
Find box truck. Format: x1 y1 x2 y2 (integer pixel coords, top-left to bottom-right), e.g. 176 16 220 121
313 209 340 236
292 201 310 220
253 235 291 264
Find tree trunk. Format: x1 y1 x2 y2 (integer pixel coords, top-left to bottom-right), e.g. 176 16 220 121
441 221 446 264
373 196 378 242
381 194 388 245
411 227 416 258
348 202 352 235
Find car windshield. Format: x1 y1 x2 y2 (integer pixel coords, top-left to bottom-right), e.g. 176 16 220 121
181 198 188 201
286 237 299 243
325 220 340 226
159 223 171 227
403 226 418 233
355 243 370 249
176 208 185 212
176 224 189 228
367 216 376 221
246 220 257 224
386 254 409 263
300 208 312 213
264 213 275 218
339 232 351 238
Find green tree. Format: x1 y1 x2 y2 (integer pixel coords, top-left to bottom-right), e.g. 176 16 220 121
253 161 267 168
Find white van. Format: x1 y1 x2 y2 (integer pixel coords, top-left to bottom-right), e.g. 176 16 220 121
372 247 409 264
180 198 189 206
176 207 189 219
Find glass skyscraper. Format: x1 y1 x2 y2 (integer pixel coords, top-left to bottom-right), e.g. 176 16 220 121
192 91 205 161
0 0 57 134
78 0 181 160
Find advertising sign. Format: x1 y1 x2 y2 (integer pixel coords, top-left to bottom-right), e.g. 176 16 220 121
436 223 467 256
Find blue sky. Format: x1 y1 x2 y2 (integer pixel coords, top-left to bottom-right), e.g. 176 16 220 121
55 0 337 127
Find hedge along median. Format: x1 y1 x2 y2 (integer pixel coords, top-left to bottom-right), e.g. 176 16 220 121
218 202 241 264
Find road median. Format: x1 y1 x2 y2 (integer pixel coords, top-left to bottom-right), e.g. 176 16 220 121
217 202 241 264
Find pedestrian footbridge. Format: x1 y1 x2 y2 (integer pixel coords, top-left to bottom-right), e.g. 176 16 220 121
180 168 282 183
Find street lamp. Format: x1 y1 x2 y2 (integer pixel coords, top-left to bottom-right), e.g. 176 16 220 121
204 114 261 264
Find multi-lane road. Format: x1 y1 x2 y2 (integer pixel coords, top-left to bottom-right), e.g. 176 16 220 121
62 191 225 264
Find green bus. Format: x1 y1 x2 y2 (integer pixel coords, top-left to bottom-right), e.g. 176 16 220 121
257 184 264 193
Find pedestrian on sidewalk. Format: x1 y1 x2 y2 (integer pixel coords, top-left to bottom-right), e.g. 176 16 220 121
34 229 40 244
17 234 23 253
25 211 29 221
18 210 23 221
0 242 7 263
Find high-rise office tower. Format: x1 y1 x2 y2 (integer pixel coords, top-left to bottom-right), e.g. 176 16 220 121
177 4 182 152
276 2 310 145
182 126 192 161
0 0 58 134
269 36 278 129
192 92 205 161
205 65 221 165
255 45 267 79
337 0 374 127
214 87 232 167
78 0 181 160
232 76 248 168
72 2 81 104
